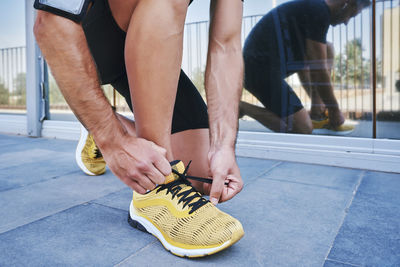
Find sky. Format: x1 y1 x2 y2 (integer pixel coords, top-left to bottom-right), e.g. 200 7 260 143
0 0 276 49
0 0 25 49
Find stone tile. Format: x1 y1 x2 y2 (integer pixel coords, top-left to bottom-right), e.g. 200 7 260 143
237 157 280 184
357 171 400 201
323 259 361 267
0 203 154 266
327 191 400 266
118 178 353 266
0 134 31 148
92 187 133 211
0 179 20 192
0 171 125 234
263 162 362 191
0 148 71 170
0 133 28 141
0 137 75 155
0 156 78 191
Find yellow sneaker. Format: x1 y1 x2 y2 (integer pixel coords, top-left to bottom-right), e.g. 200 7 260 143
128 160 244 258
312 117 355 136
75 125 106 176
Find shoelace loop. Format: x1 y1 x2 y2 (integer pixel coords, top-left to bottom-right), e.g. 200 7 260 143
156 161 210 214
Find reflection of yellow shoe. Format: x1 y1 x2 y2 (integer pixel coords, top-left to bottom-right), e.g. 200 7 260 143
128 160 244 258
75 125 106 176
312 118 355 136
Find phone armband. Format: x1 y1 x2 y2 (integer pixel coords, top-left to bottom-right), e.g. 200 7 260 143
34 0 92 22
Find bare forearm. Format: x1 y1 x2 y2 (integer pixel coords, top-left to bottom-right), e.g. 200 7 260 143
205 45 243 148
310 69 339 108
34 12 125 146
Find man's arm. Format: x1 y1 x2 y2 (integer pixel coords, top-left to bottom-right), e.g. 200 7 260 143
34 11 170 193
305 39 344 127
205 0 243 204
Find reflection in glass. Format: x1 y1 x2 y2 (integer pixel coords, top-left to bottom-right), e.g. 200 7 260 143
377 1 400 139
48 70 131 121
241 0 371 136
0 1 26 115
0 47 26 114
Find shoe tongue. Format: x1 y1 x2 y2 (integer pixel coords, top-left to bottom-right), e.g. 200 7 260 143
164 160 185 184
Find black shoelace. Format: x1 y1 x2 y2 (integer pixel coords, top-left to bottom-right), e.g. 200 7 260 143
155 161 212 214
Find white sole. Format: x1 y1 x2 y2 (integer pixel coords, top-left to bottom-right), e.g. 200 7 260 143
128 201 231 257
75 125 96 176
312 128 354 136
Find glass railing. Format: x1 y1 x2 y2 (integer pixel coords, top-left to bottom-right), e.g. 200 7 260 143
1 0 398 140
0 46 26 114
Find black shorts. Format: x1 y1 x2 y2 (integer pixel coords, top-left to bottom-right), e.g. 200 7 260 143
81 0 209 134
243 54 304 118
243 14 304 119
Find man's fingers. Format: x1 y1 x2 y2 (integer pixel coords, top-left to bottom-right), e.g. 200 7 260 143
126 180 147 195
153 155 172 177
219 175 242 202
133 173 156 191
209 172 225 205
147 164 166 185
150 142 167 157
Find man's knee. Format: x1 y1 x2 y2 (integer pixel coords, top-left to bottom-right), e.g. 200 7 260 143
34 10 79 42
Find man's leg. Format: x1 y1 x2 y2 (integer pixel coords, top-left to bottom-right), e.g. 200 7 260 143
118 112 210 193
239 101 284 132
239 101 312 134
299 42 335 120
114 0 189 161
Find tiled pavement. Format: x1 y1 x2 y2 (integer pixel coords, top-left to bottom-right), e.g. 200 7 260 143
0 133 399 266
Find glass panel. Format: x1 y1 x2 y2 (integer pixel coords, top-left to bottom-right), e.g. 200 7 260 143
237 0 373 137
48 70 131 120
182 0 374 137
377 0 400 139
0 0 26 115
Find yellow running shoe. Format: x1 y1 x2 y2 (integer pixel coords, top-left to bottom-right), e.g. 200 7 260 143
128 160 244 258
75 125 106 176
312 117 355 136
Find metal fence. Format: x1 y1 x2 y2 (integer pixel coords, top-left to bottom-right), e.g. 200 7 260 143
0 1 399 119
0 46 26 110
181 1 400 119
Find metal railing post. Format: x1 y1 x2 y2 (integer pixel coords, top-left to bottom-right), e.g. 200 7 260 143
25 0 45 136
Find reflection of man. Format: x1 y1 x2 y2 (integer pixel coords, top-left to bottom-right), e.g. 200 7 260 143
34 0 244 257
241 0 370 134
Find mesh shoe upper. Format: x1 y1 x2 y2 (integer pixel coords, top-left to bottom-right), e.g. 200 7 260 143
132 161 244 248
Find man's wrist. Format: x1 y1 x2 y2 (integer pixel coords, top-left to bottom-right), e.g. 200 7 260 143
89 111 127 150
210 134 236 152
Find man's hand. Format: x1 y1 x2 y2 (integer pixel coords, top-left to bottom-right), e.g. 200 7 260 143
98 133 171 194
328 107 345 128
205 146 243 205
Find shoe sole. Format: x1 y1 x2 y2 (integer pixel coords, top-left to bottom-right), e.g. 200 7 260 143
128 201 242 258
75 125 97 176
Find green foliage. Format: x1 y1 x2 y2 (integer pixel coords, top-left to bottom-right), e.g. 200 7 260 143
333 38 383 87
0 82 9 105
334 39 368 86
13 72 26 105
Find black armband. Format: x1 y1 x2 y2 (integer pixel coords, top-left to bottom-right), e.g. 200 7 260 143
34 0 93 23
